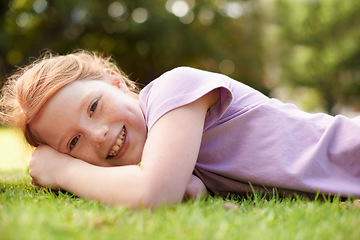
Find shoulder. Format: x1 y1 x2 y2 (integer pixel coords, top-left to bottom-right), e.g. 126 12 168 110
142 66 232 96
159 66 225 82
161 66 204 76
145 67 193 91
139 67 233 130
140 66 232 109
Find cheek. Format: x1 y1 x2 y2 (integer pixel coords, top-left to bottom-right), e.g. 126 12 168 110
110 102 140 123
72 147 99 165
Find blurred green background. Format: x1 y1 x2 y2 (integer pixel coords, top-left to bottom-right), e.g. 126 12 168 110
1 0 360 115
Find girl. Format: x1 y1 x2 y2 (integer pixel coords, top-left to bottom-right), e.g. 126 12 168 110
1 51 359 209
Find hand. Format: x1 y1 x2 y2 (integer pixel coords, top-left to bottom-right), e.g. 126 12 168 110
184 174 208 200
29 144 73 190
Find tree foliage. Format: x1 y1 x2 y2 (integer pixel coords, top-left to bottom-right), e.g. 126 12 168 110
272 0 360 114
0 0 265 92
1 0 360 114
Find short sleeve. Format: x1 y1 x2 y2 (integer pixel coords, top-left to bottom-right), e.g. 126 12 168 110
139 67 233 131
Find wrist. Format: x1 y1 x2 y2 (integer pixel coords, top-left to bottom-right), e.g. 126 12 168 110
52 154 79 190
57 157 92 192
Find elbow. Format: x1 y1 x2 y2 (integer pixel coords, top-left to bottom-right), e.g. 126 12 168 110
137 184 184 209
110 191 183 210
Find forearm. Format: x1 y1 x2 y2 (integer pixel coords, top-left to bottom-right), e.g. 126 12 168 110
58 159 148 208
58 159 188 208
30 146 186 209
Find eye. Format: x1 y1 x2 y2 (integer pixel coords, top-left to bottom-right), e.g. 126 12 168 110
90 100 98 116
69 135 80 150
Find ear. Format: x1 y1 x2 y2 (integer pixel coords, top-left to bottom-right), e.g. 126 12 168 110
103 69 128 92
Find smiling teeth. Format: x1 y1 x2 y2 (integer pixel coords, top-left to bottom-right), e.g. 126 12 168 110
108 127 126 157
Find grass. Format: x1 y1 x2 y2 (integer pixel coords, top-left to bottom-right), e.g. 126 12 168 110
1 128 360 240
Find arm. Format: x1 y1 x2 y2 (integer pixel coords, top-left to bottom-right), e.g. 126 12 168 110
30 89 219 208
31 150 209 201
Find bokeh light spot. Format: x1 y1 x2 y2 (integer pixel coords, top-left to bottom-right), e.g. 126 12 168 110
108 2 126 18
219 59 235 75
33 0 47 13
15 12 30 28
132 8 148 23
166 0 190 18
224 2 243 19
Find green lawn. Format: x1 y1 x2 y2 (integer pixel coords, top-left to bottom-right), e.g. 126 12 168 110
1 128 359 240
0 127 32 171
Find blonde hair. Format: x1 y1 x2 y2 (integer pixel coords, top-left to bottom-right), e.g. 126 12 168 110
0 50 138 147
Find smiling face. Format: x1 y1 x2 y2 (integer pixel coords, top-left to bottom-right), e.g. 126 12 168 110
29 78 147 167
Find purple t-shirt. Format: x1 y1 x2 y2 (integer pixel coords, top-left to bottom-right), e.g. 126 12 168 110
139 67 360 197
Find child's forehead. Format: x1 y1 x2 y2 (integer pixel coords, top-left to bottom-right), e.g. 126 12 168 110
61 79 107 94
50 79 113 105
43 81 88 110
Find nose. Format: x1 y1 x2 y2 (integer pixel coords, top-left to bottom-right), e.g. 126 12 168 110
87 124 109 147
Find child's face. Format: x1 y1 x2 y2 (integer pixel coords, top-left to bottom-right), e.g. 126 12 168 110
29 79 147 167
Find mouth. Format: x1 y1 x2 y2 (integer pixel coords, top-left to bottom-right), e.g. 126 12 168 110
107 126 126 158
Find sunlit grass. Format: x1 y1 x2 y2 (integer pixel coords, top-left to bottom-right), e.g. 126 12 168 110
1 173 359 240
1 128 359 240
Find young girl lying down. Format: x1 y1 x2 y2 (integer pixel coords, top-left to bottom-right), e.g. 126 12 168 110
1 51 359 209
